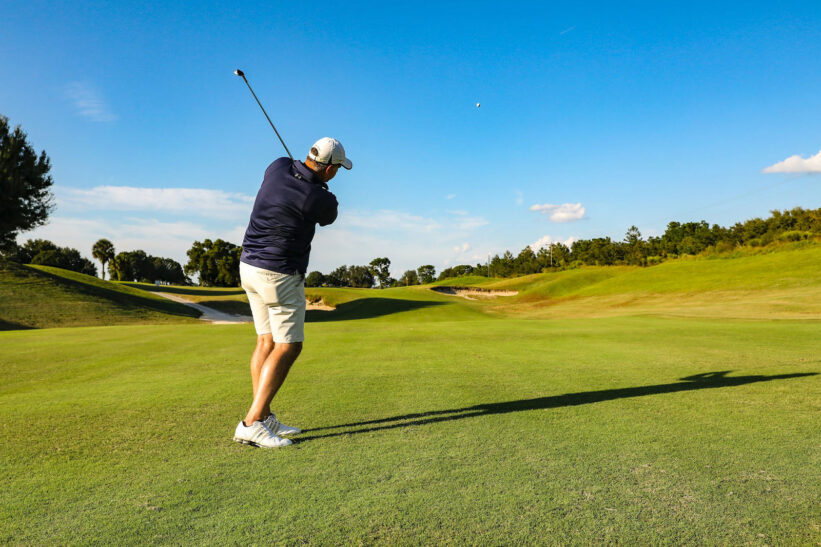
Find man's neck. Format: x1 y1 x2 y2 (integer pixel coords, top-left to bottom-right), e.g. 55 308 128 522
303 158 325 180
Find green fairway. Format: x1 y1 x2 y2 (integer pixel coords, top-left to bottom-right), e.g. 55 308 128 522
1 301 819 543
2 247 820 543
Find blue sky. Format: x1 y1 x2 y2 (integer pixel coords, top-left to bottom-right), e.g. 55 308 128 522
2 1 820 276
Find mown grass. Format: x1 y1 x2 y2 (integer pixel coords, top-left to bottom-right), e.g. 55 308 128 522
2 247 821 542
1 311 819 544
0 261 200 330
427 246 821 320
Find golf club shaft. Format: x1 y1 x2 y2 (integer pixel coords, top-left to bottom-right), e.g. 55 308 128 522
237 72 293 161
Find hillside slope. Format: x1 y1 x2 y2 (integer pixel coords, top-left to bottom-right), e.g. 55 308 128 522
0 262 201 330
430 245 821 319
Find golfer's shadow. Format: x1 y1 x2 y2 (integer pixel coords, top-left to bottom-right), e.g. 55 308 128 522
297 371 817 442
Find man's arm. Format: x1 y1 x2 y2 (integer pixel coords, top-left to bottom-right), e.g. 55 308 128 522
304 189 339 226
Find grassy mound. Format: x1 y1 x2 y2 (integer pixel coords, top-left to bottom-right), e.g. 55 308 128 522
0 261 201 330
431 245 821 319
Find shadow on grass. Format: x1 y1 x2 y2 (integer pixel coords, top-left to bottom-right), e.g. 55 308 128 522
306 298 445 322
121 283 245 297
196 300 252 316
297 371 818 442
0 319 34 331
32 268 201 319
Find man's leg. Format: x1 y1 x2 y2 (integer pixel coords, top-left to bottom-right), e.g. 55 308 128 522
243 342 302 425
250 333 275 398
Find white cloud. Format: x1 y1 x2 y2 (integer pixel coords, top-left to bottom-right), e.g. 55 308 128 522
529 235 577 251
445 194 456 200
456 216 489 231
529 202 586 222
311 227 446 275
515 190 524 206
58 186 254 221
312 209 489 275
762 150 821 174
65 82 117 122
341 210 441 233
338 209 488 238
19 216 244 267
560 25 576 35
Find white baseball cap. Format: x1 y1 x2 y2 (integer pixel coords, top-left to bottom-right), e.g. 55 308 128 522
308 137 352 170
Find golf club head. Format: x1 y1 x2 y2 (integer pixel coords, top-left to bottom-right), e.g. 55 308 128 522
234 69 245 77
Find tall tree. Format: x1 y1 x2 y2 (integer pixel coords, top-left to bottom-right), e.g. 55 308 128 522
369 257 391 288
109 250 148 282
417 264 436 284
348 265 375 288
0 116 55 251
325 265 348 287
151 256 186 284
91 239 115 280
184 239 242 286
399 269 419 286
624 226 647 265
305 271 326 287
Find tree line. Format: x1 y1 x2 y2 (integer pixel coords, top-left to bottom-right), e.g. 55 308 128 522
1 238 187 284
304 259 437 288
4 207 818 288
438 207 821 280
4 239 98 276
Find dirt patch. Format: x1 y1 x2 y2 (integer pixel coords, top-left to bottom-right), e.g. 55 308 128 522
430 286 518 300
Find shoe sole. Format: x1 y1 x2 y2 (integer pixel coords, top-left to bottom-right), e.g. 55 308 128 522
233 436 292 448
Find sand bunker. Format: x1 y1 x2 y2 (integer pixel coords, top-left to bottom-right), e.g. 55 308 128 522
306 297 335 311
430 286 518 300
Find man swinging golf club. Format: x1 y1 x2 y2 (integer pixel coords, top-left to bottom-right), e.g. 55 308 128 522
233 137 352 448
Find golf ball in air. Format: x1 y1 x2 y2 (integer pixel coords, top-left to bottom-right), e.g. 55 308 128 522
476 103 481 108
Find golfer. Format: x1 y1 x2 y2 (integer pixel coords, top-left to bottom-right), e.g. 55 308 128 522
233 137 351 448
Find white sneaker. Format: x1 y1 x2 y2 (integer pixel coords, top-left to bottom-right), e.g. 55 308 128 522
233 420 293 448
264 413 302 436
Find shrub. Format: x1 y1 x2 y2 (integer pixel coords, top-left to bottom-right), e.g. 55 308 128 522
778 230 812 242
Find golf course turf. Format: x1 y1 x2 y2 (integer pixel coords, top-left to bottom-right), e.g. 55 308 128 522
0 261 201 329
1 248 820 543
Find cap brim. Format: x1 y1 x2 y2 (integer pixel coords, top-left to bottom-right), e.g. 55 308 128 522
340 158 353 170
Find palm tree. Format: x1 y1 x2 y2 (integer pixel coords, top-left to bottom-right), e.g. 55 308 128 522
91 239 115 280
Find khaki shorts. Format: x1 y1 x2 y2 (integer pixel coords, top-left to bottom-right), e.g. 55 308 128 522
240 262 306 342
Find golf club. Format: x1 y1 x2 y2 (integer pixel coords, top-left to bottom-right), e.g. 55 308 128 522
234 69 293 161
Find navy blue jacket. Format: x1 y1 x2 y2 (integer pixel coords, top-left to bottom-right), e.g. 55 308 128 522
240 158 338 275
